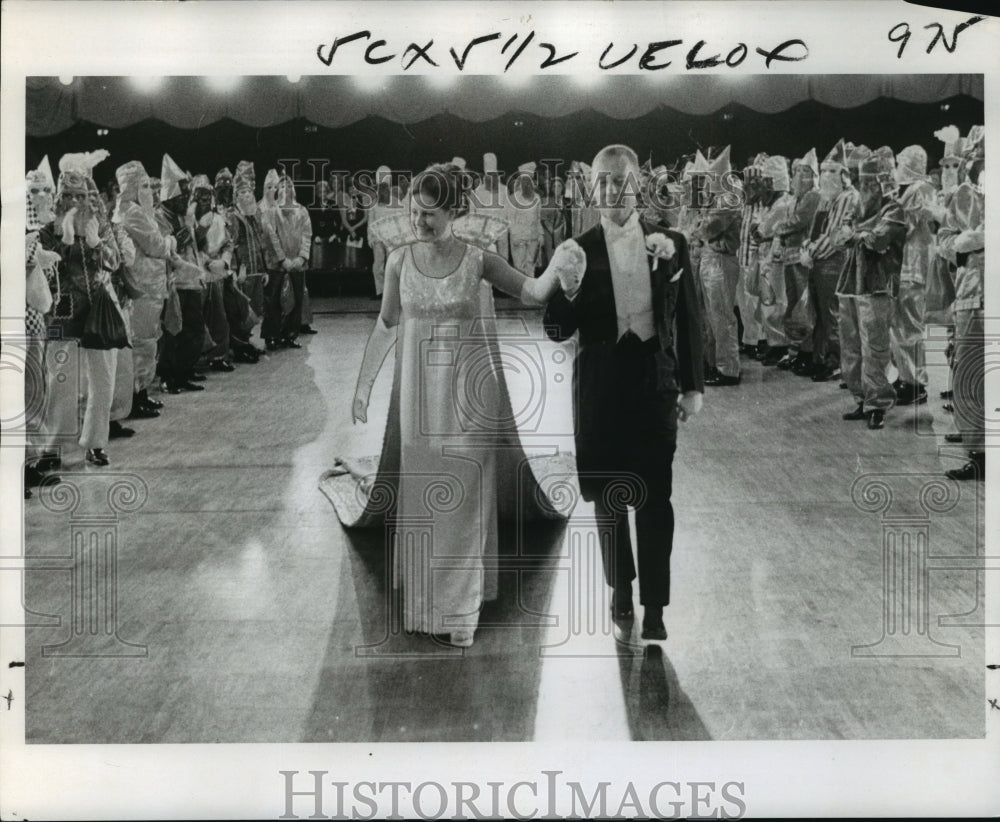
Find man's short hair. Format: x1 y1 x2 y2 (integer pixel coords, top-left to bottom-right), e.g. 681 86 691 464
592 144 640 174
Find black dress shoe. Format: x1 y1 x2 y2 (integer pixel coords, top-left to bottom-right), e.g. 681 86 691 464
940 389 953 400
867 409 886 430
86 448 110 466
209 358 235 373
161 380 182 395
282 338 303 349
946 455 985 481
942 403 954 413
811 364 835 382
139 389 163 410
754 341 770 360
944 433 963 443
895 383 928 406
127 404 160 420
839 381 849 389
187 372 207 382
705 372 741 387
25 464 45 488
109 420 136 439
300 324 318 334
266 338 280 351
179 380 205 392
775 353 795 370
36 452 62 472
641 609 668 641
611 588 634 621
761 346 788 366
233 349 259 364
843 404 868 421
792 360 816 377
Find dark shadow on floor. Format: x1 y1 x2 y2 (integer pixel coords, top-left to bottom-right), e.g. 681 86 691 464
616 644 712 741
302 519 568 742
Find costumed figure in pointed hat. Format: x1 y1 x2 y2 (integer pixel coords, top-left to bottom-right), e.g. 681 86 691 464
188 173 235 374
156 153 208 394
887 144 938 406
23 156 62 495
543 144 705 642
799 139 861 382
694 146 744 386
468 152 511 259
46 149 130 467
936 126 985 481
225 160 269 358
565 159 600 237
259 172 312 349
752 154 794 366
736 155 772 362
506 161 543 276
367 165 395 298
112 159 174 418
771 147 821 376
540 172 568 269
835 149 907 431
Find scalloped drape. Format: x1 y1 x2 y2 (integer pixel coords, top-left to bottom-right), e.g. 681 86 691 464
26 74 983 136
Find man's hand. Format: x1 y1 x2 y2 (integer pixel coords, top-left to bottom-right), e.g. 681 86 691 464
677 391 703 422
551 239 586 297
281 258 294 271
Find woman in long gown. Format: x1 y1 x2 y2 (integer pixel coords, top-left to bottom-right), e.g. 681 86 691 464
350 164 562 648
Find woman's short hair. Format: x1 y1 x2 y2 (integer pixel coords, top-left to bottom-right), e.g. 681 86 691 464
410 162 471 215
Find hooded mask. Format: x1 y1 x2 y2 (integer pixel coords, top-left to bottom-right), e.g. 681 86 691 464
26 155 56 229
160 153 189 203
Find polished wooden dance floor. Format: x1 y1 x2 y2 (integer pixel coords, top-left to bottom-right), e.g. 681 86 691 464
22 300 986 743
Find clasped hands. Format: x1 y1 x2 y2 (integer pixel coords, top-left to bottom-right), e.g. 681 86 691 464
549 239 587 298
61 208 101 247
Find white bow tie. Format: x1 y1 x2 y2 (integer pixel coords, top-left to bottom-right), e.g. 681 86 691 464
602 213 640 243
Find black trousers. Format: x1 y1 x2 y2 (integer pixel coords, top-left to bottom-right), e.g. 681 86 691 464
261 269 285 341
588 332 679 608
160 288 205 383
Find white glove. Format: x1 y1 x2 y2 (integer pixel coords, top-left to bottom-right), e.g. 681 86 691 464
61 208 78 244
84 217 101 248
550 239 586 297
352 315 396 424
954 229 984 254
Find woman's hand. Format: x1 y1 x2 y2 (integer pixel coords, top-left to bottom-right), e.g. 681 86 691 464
352 391 369 424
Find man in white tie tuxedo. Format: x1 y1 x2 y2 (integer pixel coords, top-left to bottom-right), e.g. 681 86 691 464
544 144 705 641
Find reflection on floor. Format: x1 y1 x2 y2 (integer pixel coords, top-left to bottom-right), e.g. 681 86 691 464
22 303 985 742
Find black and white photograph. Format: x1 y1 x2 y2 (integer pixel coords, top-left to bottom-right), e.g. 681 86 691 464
1 1 998 819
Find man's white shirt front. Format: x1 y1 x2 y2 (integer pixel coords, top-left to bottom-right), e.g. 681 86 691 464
602 211 655 342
